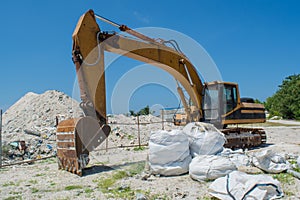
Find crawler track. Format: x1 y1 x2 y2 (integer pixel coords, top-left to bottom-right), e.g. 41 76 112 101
222 127 266 149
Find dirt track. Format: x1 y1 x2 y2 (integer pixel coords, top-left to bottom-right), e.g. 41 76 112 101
0 121 300 200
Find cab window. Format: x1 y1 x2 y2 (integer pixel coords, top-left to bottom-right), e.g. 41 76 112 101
224 85 237 113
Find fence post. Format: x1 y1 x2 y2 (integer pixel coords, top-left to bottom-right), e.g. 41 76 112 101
137 115 141 148
0 109 2 167
161 111 164 130
106 116 108 152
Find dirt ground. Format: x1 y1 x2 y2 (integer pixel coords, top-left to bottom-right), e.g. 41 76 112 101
0 120 300 200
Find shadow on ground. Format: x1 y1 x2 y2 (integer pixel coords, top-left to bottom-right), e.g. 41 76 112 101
83 160 146 176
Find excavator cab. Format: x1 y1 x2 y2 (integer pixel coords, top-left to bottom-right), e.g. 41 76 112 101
203 81 266 129
203 82 239 128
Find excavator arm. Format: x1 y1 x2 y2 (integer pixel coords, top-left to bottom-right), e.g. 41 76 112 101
72 9 203 122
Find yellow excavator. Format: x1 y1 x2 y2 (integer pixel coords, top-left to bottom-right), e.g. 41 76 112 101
57 10 266 176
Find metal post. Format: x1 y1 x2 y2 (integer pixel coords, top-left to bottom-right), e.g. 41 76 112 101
105 137 108 152
105 116 109 152
137 115 141 148
161 110 164 130
0 109 2 167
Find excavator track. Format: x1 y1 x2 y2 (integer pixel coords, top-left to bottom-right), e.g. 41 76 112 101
222 127 266 149
56 117 110 176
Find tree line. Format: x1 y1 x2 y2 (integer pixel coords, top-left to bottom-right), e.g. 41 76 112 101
264 74 300 120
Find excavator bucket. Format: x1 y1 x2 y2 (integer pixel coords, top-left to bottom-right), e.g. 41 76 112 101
56 117 110 176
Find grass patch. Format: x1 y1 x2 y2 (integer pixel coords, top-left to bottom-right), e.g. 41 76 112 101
98 170 128 192
288 159 300 172
128 162 145 176
50 182 56 186
9 191 21 195
64 185 83 191
96 167 156 199
29 180 38 184
201 196 219 200
3 181 18 187
133 146 146 151
31 187 39 193
0 168 9 172
230 121 296 128
272 173 294 185
106 185 135 199
127 134 135 140
112 170 128 179
35 173 46 177
38 157 56 164
84 188 93 194
4 196 22 200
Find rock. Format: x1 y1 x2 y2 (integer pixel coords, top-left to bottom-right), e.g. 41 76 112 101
140 172 151 180
237 166 263 174
136 193 148 200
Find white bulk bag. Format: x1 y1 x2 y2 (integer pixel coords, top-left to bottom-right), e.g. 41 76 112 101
183 122 226 157
251 149 288 173
149 130 191 176
189 155 237 182
209 171 284 200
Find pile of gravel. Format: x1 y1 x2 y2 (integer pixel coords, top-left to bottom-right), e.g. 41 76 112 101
1 90 83 161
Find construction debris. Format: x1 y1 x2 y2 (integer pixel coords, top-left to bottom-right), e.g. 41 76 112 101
24 129 41 137
1 90 83 164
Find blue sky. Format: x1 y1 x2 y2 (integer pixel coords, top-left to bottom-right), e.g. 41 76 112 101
1 1 299 114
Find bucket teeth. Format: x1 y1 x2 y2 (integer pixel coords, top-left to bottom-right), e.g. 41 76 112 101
56 117 111 176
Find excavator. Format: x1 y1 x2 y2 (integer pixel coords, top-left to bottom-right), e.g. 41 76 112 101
56 10 266 176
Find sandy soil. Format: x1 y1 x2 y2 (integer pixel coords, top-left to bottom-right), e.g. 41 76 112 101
1 122 300 200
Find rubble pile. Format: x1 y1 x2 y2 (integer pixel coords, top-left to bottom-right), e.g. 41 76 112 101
2 90 83 162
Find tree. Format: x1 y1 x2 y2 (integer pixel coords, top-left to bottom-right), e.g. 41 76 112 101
129 105 150 116
129 110 136 116
265 74 300 119
138 105 150 116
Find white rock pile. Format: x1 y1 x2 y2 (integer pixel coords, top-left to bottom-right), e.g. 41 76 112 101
2 90 83 161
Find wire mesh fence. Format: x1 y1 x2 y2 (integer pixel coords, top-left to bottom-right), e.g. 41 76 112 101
98 114 172 151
